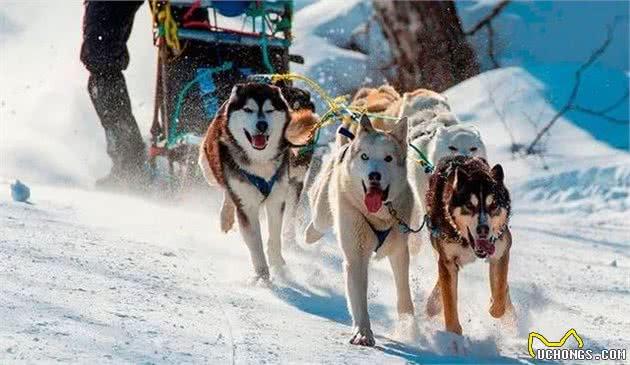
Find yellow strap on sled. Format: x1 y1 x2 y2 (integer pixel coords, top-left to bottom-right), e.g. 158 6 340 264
151 0 181 52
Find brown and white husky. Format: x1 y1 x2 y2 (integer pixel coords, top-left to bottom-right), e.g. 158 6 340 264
425 155 513 335
198 83 317 283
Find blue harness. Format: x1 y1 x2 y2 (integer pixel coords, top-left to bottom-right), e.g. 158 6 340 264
366 220 392 253
238 166 282 198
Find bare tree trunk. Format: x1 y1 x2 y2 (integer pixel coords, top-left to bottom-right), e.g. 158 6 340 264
373 0 479 92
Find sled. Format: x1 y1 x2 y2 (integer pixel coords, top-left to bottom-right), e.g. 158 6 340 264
148 0 304 188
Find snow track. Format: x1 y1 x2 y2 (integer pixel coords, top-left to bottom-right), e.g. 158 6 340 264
2 171 628 364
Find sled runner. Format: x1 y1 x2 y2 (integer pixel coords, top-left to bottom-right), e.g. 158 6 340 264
148 0 305 187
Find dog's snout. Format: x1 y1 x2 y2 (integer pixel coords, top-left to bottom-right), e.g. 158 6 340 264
256 121 268 133
476 224 489 237
368 172 381 182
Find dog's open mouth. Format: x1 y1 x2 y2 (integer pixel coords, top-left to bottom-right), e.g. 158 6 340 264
244 129 269 150
468 228 495 258
362 181 389 213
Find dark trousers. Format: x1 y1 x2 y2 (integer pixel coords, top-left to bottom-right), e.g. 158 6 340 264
81 1 145 170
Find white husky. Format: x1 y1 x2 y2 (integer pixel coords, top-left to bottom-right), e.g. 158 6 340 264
306 115 414 346
402 90 487 224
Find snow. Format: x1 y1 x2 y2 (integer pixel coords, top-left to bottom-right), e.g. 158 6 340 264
1 1 630 364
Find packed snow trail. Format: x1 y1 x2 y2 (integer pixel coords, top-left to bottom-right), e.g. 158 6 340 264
1 164 628 363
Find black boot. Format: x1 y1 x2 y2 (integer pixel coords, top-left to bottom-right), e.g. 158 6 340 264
88 71 148 190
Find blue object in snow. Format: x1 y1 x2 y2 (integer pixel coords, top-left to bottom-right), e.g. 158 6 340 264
10 180 30 202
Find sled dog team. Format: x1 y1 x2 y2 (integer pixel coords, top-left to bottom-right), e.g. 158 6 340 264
199 82 513 346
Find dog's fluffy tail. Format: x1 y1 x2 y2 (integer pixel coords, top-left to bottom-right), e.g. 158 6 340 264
353 85 401 113
198 137 220 187
286 109 320 147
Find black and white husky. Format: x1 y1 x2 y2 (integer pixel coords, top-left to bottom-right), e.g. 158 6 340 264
199 83 317 283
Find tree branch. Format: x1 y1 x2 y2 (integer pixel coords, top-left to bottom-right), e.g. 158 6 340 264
525 21 627 154
464 0 510 69
464 0 510 36
573 105 629 124
486 22 500 69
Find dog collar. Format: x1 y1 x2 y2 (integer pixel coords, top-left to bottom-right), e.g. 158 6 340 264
365 219 392 253
238 165 283 198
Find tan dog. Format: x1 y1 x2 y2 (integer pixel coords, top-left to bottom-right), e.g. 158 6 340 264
335 85 401 146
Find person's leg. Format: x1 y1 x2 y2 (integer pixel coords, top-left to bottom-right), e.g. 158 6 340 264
81 1 145 186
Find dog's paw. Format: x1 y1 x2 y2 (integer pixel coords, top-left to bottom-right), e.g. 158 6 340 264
349 327 375 347
489 300 507 318
445 323 463 336
304 222 324 244
220 209 235 233
248 268 271 287
268 254 286 268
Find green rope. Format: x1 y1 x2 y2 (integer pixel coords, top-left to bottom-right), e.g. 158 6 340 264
408 143 435 173
168 62 233 148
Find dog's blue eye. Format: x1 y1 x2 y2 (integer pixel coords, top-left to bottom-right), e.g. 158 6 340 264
448 146 458 152
361 153 369 161
470 147 478 152
243 107 254 113
384 155 393 162
264 109 275 114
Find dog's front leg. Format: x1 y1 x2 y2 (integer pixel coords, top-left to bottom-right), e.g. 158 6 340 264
236 204 269 282
438 256 462 335
388 243 414 317
220 190 236 233
489 247 512 318
343 247 373 346
266 192 286 268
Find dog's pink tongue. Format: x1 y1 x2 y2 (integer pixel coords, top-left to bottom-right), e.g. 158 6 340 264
252 134 267 149
364 188 384 213
476 239 495 255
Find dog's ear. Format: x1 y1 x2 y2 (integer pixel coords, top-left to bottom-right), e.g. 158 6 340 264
270 84 290 111
389 117 408 146
491 164 504 183
229 84 242 99
357 114 375 135
216 99 230 118
448 166 469 191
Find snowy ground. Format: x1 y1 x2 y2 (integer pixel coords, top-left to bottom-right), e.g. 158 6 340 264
2 66 629 364
1 1 629 364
